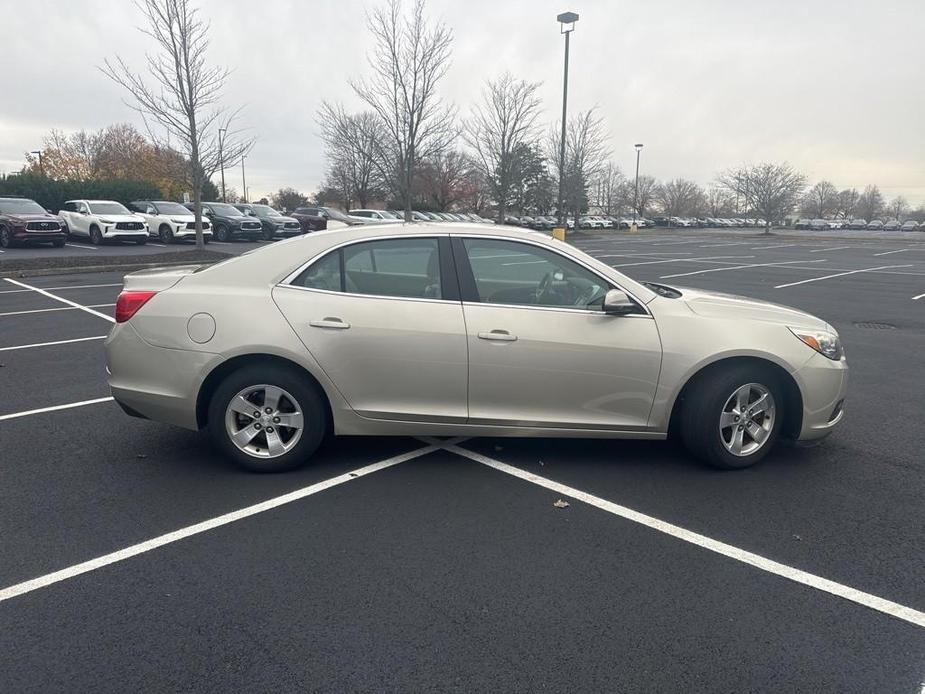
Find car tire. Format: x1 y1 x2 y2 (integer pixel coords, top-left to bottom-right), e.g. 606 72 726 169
680 364 783 470
207 363 327 473
0 227 13 248
52 239 65 248
215 224 229 242
135 236 147 245
262 226 275 241
89 225 103 245
159 225 174 244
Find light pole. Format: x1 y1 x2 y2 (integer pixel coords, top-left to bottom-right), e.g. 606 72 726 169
241 155 247 203
556 11 578 232
632 143 643 225
30 150 43 176
218 128 227 202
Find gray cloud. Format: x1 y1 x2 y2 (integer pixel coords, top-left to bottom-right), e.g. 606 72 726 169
3 0 923 203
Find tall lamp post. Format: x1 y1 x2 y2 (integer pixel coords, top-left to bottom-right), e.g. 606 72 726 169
241 155 247 203
218 128 227 202
555 11 578 232
30 150 44 176
632 143 643 225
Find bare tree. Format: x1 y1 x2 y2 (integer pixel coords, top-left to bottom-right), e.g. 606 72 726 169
317 104 391 208
855 184 884 221
801 180 838 218
656 178 704 221
705 186 735 217
272 187 308 213
887 195 909 221
101 0 253 249
415 150 475 211
465 72 543 222
548 108 610 225
351 0 457 221
719 162 807 234
633 175 658 218
593 162 626 215
832 188 860 220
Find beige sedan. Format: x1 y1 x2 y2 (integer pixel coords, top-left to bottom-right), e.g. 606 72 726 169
106 225 847 472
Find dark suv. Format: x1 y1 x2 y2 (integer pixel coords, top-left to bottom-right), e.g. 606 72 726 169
185 202 262 242
291 207 330 233
0 196 67 248
234 203 303 240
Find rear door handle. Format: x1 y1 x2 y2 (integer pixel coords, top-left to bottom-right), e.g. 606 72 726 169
309 317 350 329
478 329 517 342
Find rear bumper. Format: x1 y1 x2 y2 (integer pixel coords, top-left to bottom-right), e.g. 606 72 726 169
105 322 218 431
793 353 849 441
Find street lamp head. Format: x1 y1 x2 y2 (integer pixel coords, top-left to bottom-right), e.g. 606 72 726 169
634 143 644 151
557 11 578 31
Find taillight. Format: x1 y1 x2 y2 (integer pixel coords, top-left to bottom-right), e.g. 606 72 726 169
115 290 157 323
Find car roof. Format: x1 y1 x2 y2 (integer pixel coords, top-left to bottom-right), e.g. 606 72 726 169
190 222 657 303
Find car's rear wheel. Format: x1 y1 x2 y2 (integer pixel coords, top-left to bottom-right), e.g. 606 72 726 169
680 365 782 469
89 225 103 245
208 364 327 472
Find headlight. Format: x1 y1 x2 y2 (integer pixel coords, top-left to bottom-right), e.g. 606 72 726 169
99 218 114 224
789 327 843 360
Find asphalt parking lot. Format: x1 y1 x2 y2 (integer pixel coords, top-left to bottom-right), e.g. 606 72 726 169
1 230 924 692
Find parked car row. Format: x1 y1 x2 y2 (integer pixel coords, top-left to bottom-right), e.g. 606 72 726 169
794 218 922 231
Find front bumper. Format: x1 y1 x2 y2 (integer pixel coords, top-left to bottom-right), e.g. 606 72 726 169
793 352 849 441
102 227 147 239
12 229 67 242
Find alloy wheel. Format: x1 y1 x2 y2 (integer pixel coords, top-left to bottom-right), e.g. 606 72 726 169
224 384 305 459
719 383 776 457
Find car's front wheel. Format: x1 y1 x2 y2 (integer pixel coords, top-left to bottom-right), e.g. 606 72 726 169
214 224 229 242
207 364 327 472
0 227 13 248
680 365 783 469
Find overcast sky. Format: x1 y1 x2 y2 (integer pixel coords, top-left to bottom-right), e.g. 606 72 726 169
3 0 923 204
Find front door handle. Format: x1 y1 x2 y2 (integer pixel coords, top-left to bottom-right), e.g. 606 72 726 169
478 329 517 342
309 317 350 329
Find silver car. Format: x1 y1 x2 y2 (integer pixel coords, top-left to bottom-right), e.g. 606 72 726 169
106 225 848 472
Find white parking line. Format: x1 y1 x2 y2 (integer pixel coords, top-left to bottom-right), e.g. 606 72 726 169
809 245 855 253
65 243 97 250
442 443 925 629
0 335 107 352
913 292 925 301
660 259 826 279
613 255 754 268
751 243 798 250
699 242 751 248
0 443 440 603
774 265 913 289
873 249 910 256
0 282 123 295
0 303 114 318
148 242 167 247
3 278 116 322
0 396 115 422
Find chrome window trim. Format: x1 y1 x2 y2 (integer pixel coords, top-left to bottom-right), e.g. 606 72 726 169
461 300 654 319
279 231 651 317
458 234 653 318
275 283 460 307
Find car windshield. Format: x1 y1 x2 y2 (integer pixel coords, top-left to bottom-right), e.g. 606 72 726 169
0 199 46 214
155 202 191 215
89 202 131 215
209 203 243 216
252 205 282 217
377 210 400 219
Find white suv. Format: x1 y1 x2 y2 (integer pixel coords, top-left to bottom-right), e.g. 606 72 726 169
130 200 212 244
59 200 148 245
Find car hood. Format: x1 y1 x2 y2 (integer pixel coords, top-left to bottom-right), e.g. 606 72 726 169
674 285 831 331
268 216 299 224
6 213 61 222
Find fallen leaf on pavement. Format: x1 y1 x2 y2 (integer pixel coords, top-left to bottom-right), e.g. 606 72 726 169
553 499 570 509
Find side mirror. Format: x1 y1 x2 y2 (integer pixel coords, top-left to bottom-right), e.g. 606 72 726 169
603 289 636 315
